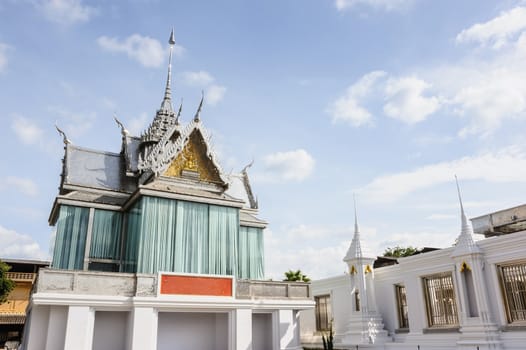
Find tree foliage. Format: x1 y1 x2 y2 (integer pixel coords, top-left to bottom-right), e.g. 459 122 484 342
383 246 418 258
283 269 310 283
0 260 15 304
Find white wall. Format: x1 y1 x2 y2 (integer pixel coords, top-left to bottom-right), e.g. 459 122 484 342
92 311 129 350
157 312 228 350
44 306 67 350
301 230 526 350
252 313 272 350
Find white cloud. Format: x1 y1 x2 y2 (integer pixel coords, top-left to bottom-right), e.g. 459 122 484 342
265 224 378 280
97 34 184 68
335 0 414 12
48 106 96 139
0 225 48 260
327 70 386 126
127 112 149 136
205 84 226 106
452 68 526 137
36 0 97 25
426 214 456 221
383 76 440 124
182 71 215 86
360 146 526 203
11 115 44 145
456 6 526 49
0 43 10 73
2 176 39 197
255 149 315 183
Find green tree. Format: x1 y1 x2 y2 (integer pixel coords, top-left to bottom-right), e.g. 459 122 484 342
383 246 418 258
0 260 15 304
283 269 310 283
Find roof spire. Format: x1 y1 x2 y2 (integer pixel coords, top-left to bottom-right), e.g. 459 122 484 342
344 194 364 261
159 28 176 114
354 193 359 235
175 98 183 125
455 175 470 234
194 90 204 122
452 176 480 255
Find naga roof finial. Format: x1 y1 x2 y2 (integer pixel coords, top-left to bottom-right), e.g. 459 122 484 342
159 28 176 114
194 90 204 122
241 159 254 174
113 113 129 136
55 124 71 145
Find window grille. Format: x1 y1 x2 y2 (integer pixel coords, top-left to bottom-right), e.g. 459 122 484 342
498 262 526 324
423 273 459 327
395 284 409 329
315 294 332 332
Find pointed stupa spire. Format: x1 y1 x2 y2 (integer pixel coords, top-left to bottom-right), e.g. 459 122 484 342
194 90 204 122
159 28 176 114
344 194 364 261
453 176 480 255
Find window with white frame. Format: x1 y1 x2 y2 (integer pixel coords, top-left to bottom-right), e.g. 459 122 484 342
395 284 409 329
314 294 332 332
498 262 526 324
422 273 459 327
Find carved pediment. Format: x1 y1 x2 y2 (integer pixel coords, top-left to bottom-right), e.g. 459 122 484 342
163 129 224 184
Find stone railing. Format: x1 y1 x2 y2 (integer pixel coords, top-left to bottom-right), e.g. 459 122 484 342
236 280 311 300
5 272 36 283
34 269 157 297
35 269 311 300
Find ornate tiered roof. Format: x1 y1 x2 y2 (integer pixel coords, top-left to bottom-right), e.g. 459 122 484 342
52 30 261 224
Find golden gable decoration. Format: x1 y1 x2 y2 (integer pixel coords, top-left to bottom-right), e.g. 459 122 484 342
163 130 222 184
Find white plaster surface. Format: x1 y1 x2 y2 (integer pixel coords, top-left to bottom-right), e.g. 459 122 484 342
157 312 229 350
92 311 129 350
252 313 272 350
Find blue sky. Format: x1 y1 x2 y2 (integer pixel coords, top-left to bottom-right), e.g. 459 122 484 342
1 0 526 279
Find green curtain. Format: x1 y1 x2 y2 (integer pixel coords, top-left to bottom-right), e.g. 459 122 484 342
89 209 122 260
52 205 89 270
122 200 142 272
137 197 177 273
174 201 209 274
122 196 256 278
209 205 238 276
237 226 265 279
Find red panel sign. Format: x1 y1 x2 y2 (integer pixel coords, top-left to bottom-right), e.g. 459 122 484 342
160 274 233 296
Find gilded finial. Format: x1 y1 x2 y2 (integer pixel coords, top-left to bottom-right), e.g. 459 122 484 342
194 90 204 122
55 124 71 145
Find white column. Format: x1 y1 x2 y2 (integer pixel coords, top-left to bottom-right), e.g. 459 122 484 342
130 307 158 350
279 309 301 350
234 309 252 350
45 307 67 350
63 306 95 350
24 305 49 350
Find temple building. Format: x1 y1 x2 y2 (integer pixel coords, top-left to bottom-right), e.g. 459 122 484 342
22 31 313 350
0 258 48 349
300 187 526 350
